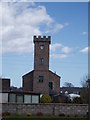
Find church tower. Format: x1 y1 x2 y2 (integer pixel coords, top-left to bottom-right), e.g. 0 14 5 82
33 36 51 71
23 35 60 95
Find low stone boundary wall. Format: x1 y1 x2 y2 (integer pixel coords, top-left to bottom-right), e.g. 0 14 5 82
2 103 88 116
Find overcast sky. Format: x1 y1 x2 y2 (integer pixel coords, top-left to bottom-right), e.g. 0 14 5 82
1 2 88 87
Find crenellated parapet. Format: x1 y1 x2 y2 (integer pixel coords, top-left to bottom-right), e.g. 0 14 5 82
33 35 51 44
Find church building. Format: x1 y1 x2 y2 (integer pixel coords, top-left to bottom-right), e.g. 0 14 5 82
23 36 61 95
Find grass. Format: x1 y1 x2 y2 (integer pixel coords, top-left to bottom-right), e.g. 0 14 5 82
4 116 87 120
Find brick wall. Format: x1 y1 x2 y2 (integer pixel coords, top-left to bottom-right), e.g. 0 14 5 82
23 71 33 91
33 70 60 94
33 70 49 94
2 103 88 116
22 36 60 95
34 42 50 71
49 71 60 94
1 79 10 92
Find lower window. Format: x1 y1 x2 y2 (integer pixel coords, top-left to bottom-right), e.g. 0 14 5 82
32 95 39 103
49 82 53 90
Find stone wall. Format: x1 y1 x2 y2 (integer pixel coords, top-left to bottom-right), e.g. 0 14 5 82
2 103 88 116
23 71 33 91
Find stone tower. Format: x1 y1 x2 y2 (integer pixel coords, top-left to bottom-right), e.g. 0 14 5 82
23 35 60 95
33 36 51 94
33 36 51 71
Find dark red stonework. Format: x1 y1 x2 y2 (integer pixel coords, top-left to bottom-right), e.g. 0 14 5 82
23 36 61 95
0 78 10 91
23 71 34 91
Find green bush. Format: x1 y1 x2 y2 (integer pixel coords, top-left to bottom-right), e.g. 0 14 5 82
73 97 83 104
59 113 65 117
40 94 52 103
27 112 32 116
2 112 11 116
74 114 79 117
67 115 70 117
58 98 62 103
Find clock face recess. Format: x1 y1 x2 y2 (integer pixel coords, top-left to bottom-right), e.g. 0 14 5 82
40 45 44 50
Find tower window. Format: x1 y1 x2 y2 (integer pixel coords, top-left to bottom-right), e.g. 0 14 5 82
39 58 44 65
40 45 44 50
39 76 43 83
49 82 53 90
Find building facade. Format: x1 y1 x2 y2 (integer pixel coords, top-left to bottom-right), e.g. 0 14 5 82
23 36 61 95
60 87 82 95
0 78 10 92
0 78 40 104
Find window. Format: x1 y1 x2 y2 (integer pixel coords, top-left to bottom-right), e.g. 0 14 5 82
49 82 53 90
9 94 16 103
39 58 44 65
39 76 43 83
40 45 44 50
24 95 31 104
2 93 8 103
17 95 23 103
32 95 39 103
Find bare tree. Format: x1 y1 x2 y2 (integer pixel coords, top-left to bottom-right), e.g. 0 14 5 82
81 75 88 88
80 75 89 104
64 82 74 87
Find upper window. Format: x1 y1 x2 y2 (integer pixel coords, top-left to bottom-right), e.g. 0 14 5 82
39 58 44 65
39 76 44 83
40 45 44 50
